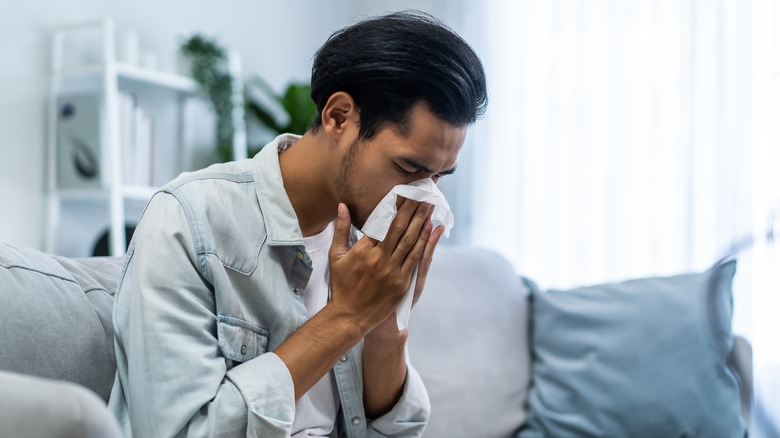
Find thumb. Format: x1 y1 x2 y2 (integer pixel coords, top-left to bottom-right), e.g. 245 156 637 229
329 203 352 262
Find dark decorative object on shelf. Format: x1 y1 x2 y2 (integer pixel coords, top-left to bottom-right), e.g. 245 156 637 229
92 225 136 257
56 95 103 189
60 102 99 179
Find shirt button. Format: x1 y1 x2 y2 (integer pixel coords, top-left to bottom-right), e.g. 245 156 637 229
351 417 361 426
293 287 300 295
340 355 348 362
296 251 305 260
240 345 247 355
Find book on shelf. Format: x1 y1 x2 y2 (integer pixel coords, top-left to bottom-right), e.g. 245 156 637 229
120 93 136 185
119 91 155 187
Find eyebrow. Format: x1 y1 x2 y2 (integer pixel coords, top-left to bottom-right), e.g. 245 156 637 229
401 158 458 176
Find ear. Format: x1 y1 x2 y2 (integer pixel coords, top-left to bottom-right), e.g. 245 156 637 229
320 92 360 141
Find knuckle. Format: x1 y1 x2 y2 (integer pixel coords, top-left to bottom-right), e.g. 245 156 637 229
390 278 406 292
368 251 383 267
390 220 406 235
401 234 417 247
408 249 423 261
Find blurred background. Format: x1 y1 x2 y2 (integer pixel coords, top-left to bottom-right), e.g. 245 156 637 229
1 0 778 434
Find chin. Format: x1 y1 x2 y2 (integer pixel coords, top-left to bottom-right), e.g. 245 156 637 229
345 204 368 230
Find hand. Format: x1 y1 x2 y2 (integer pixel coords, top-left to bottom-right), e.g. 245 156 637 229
366 220 445 343
327 198 434 335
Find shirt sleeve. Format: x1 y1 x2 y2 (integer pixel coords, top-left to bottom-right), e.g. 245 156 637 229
110 191 296 437
367 363 431 437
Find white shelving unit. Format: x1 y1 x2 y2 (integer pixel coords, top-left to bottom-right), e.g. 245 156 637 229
45 19 247 257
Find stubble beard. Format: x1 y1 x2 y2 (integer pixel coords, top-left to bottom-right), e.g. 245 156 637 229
335 138 370 230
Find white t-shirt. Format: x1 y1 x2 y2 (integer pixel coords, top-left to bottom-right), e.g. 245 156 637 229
291 222 340 438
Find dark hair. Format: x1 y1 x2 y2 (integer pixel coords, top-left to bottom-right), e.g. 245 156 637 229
309 11 488 139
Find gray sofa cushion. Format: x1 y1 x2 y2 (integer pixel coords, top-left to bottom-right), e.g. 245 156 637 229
408 246 531 438
0 243 124 401
519 260 747 438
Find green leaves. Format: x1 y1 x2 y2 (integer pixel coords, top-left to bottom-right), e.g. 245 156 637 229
244 76 317 158
280 83 317 136
179 34 234 162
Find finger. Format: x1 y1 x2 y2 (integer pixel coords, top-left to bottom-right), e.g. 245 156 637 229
378 196 419 250
328 203 352 263
401 218 433 276
392 202 433 265
412 224 444 306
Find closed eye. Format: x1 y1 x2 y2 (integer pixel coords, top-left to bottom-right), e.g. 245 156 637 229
399 158 457 179
395 164 416 176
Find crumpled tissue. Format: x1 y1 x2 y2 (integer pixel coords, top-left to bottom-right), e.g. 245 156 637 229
360 178 454 330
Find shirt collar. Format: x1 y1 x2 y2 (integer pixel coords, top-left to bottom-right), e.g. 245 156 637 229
253 133 305 247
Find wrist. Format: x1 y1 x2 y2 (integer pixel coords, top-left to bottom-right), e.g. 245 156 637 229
365 328 408 352
319 303 366 342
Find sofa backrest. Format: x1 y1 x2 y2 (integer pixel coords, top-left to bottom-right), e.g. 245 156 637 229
408 246 531 438
0 242 533 436
0 243 124 401
0 242 753 438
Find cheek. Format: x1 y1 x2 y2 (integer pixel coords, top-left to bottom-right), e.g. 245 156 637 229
353 181 399 219
346 159 408 213
352 164 403 197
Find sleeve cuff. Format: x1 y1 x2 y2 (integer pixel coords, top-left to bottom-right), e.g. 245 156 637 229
226 352 296 433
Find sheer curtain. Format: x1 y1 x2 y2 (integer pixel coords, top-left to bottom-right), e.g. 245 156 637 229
458 0 779 430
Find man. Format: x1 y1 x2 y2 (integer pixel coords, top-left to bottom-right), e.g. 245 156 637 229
109 11 487 437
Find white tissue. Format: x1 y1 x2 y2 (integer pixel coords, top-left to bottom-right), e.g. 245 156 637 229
360 178 454 330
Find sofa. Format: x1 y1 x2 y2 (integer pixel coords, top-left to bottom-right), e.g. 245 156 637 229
0 243 751 437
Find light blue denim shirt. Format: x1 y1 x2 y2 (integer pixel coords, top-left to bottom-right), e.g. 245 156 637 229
108 134 430 437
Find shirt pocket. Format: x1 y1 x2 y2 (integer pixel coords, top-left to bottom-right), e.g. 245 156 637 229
217 315 269 364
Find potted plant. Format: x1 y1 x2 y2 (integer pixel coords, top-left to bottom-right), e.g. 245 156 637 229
180 34 317 162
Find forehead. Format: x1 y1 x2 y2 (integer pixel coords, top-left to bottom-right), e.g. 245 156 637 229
372 104 467 170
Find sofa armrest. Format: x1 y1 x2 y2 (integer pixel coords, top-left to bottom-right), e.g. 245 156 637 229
0 370 121 438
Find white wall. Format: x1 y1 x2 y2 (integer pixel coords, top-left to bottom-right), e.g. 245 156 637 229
0 0 471 251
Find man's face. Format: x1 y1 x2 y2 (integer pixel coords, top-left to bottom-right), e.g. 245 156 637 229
335 103 467 229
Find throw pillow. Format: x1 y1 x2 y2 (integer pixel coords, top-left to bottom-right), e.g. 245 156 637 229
519 260 747 437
